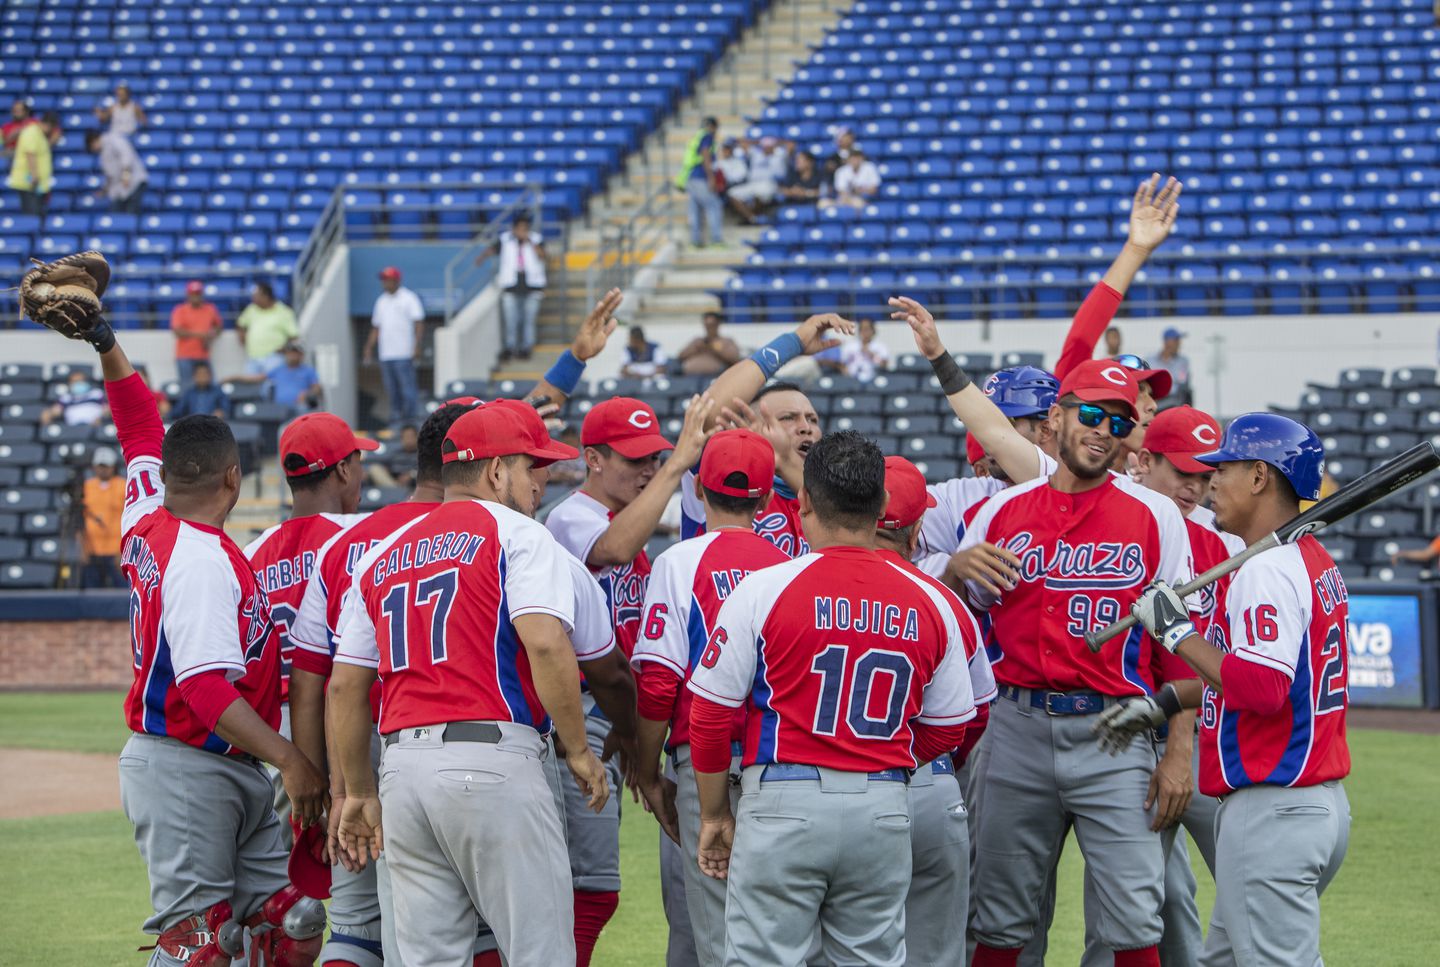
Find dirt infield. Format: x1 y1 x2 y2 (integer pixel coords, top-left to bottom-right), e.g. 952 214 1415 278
0 749 118 820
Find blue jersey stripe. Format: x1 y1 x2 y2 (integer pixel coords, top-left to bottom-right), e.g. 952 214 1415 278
751 633 779 765
1120 624 1152 695
1218 705 1249 788
1266 631 1314 786
685 594 708 671
494 555 543 731
144 628 174 737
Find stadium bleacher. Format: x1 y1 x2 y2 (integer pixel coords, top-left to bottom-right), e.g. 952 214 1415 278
1 0 768 326
720 0 1440 320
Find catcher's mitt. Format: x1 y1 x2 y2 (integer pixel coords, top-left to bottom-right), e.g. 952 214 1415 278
19 250 114 351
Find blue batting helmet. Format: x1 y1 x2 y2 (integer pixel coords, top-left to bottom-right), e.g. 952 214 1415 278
982 365 1060 419
1195 412 1325 501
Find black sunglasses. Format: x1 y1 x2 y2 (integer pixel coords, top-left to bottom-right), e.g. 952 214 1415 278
1061 401 1136 438
1111 353 1153 371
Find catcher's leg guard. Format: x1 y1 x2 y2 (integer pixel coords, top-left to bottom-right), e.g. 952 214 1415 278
245 885 327 966
152 901 245 967
319 922 384 967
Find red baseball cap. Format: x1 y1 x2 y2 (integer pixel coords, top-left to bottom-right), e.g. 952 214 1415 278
581 397 674 459
699 429 775 498
379 266 401 281
185 280 204 295
279 412 379 476
443 401 578 467
1142 405 1223 474
965 432 986 466
879 455 937 530
1123 362 1173 400
287 823 330 900
1056 359 1140 420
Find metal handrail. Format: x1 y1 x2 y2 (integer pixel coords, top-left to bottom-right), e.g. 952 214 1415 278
292 184 347 311
586 179 680 308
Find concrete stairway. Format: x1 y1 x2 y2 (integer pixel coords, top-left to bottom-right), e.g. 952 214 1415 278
489 0 846 381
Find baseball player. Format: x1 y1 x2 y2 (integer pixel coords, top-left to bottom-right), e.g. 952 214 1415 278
246 413 373 824
96 325 329 964
686 431 978 966
1106 413 1350 967
544 392 713 963
873 455 997 967
956 359 1196 967
330 401 610 966
630 429 789 967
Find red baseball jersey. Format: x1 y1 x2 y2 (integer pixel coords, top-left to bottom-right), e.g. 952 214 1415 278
546 489 651 655
1185 504 1245 640
915 445 1059 573
291 501 439 676
1199 537 1351 797
679 471 811 558
334 499 573 734
244 512 363 702
120 447 281 755
959 474 1196 696
631 528 789 749
687 546 977 771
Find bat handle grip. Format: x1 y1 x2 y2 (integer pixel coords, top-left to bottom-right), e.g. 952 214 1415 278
1084 614 1138 653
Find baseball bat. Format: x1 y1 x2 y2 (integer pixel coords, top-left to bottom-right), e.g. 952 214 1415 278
1084 440 1440 652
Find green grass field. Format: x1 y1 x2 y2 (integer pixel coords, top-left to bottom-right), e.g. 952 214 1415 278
2 692 1434 964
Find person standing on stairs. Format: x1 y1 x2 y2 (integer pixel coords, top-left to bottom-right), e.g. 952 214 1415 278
489 213 548 362
676 116 724 249
363 266 426 436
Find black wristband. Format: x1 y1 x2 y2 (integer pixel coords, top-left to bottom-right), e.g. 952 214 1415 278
929 352 971 395
86 319 116 355
1154 683 1184 719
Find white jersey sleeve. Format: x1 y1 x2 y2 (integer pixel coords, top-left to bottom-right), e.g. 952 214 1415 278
917 476 1004 560
566 552 615 661
955 477 1046 611
121 454 165 535
498 505 575 627
1224 547 1310 679
891 564 977 726
333 579 380 669
161 530 245 683
686 564 767 709
632 536 705 677
290 527 348 656
545 491 611 572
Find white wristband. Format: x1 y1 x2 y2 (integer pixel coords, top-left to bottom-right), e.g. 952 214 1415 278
1159 621 1195 654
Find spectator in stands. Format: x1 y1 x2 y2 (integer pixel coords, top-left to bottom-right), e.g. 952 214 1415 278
620 325 668 380
677 311 741 376
170 361 230 420
676 116 723 248
366 425 419 490
41 370 107 428
1104 325 1123 357
363 266 425 432
823 126 859 179
94 82 146 138
839 317 892 382
1155 326 1193 404
719 137 783 224
825 149 881 210
268 340 323 414
3 99 32 155
84 128 147 214
80 446 125 589
1391 538 1440 569
237 280 299 375
489 215 546 361
777 150 823 205
7 111 56 216
169 280 223 388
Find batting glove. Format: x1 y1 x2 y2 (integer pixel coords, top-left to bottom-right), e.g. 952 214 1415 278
1129 580 1195 653
1092 684 1183 756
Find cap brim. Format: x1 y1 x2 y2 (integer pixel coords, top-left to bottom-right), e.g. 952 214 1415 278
1194 446 1243 468
1069 387 1139 421
287 824 331 900
607 434 675 459
925 492 938 508
1160 450 1215 474
1134 368 1173 400
528 440 580 468
354 437 381 452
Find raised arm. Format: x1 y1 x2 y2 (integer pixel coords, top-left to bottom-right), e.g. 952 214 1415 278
526 288 623 409
699 313 854 430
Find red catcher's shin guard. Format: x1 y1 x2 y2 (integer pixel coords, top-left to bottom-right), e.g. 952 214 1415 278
572 889 619 967
971 944 1022 967
1113 946 1161 967
472 953 503 967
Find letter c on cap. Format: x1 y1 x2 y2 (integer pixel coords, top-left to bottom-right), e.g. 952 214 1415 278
1100 366 1129 386
1192 424 1218 446
628 409 654 429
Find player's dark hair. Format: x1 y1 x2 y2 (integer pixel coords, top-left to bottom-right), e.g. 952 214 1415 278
803 430 885 527
440 452 528 489
417 403 476 485
702 472 766 517
283 452 353 493
753 380 805 403
1266 463 1302 508
162 415 238 488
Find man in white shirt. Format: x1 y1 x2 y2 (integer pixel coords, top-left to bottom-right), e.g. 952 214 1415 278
489 214 547 361
839 317 892 382
363 266 426 434
84 128 148 214
826 150 881 210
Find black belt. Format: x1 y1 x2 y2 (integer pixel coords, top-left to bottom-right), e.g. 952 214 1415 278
997 684 1108 716
382 722 502 746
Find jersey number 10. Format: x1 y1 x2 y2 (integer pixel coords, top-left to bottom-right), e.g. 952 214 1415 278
811 645 914 740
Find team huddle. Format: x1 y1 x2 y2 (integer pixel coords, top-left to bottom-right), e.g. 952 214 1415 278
70 175 1352 967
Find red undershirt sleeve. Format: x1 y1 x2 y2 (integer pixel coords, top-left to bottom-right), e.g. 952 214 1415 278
1219 653 1291 715
955 701 989 765
1053 282 1124 380
912 721 969 766
105 371 165 464
688 694 738 773
177 669 243 731
636 663 683 723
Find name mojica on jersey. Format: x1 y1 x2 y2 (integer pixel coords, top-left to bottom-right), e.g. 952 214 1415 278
1003 533 1147 589
370 530 486 584
815 596 921 641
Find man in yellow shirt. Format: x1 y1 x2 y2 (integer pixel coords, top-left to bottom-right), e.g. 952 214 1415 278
81 447 126 588
7 112 56 216
236 280 300 375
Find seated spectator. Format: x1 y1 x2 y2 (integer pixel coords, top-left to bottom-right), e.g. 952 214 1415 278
81 447 125 589
545 424 586 489
824 150 881 210
170 361 231 420
677 311 741 376
41 370 107 428
94 82 146 137
237 281 299 375
839 317 892 382
84 128 147 214
268 340 323 412
170 280 223 388
718 138 783 224
823 126 859 179
367 424 420 490
620 326 668 380
1391 536 1440 568
777 150 823 205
